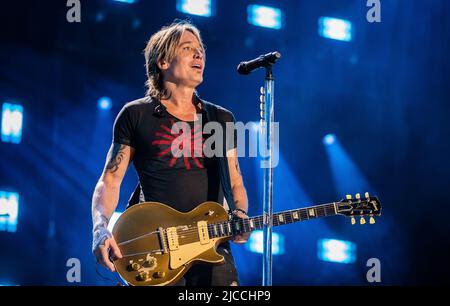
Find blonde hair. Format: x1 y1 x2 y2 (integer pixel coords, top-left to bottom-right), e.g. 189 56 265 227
144 20 205 99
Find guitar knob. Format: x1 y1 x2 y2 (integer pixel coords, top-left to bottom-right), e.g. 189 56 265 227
351 217 356 225
137 271 150 281
153 271 166 279
360 217 366 225
131 262 141 271
355 193 361 199
369 217 375 224
365 192 370 198
346 194 352 200
144 259 156 268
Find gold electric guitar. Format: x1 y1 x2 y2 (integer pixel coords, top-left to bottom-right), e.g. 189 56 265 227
111 192 381 286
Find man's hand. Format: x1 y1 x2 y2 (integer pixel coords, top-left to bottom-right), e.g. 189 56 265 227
232 210 251 244
93 229 123 272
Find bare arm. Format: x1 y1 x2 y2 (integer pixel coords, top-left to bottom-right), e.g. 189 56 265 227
92 142 135 271
227 148 250 243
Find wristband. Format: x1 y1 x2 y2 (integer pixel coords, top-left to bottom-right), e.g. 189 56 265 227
232 208 248 216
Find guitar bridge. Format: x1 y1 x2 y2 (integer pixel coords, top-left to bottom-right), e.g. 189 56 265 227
158 227 168 254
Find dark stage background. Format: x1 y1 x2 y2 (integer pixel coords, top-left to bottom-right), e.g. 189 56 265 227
1 0 449 285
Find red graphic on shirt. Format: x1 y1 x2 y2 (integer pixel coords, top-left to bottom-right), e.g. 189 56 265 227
151 118 204 170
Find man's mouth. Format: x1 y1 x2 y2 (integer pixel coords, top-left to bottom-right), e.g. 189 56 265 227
191 63 203 70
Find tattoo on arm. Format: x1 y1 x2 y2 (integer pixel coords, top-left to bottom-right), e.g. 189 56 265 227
93 214 111 248
94 214 109 230
106 144 126 173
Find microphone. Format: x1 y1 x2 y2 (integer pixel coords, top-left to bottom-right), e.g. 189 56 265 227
237 51 281 75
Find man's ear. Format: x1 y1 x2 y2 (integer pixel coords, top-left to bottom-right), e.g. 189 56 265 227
157 59 170 71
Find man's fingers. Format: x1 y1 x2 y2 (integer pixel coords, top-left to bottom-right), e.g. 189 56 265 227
109 238 123 259
233 234 248 244
100 241 116 272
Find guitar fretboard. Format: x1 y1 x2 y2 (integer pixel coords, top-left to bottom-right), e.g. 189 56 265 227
207 203 337 239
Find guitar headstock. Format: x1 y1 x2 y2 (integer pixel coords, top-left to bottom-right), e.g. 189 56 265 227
336 192 382 225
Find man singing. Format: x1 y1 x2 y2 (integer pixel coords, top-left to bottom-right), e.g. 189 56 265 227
91 20 249 286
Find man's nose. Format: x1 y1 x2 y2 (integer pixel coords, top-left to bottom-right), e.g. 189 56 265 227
193 47 204 59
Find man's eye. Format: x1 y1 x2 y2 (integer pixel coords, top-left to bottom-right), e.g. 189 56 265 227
183 46 191 51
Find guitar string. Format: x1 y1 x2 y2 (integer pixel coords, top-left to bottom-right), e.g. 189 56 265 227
178 204 338 243
115 199 373 246
118 204 339 246
175 203 338 238
116 203 337 246
116 203 339 247
117 230 161 246
120 249 165 258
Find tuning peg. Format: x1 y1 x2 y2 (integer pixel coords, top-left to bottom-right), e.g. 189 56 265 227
346 194 352 200
351 217 356 225
365 192 369 198
260 86 265 94
355 193 361 199
369 217 375 224
360 217 366 225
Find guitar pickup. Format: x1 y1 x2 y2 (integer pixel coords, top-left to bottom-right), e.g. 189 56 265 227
197 221 210 245
166 227 179 251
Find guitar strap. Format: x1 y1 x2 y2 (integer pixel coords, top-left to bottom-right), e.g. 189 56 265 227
127 98 236 211
201 99 236 211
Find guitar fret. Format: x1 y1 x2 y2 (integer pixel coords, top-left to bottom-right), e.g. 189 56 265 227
287 212 294 224
208 227 213 238
288 211 294 223
316 206 324 217
256 217 263 230
203 204 338 241
301 209 309 220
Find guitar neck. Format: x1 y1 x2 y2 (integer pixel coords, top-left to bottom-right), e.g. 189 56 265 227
208 202 338 239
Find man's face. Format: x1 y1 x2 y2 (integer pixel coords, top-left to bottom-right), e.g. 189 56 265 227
161 30 205 88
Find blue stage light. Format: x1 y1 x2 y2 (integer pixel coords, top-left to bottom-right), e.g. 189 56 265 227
319 17 352 42
318 239 356 264
247 5 283 30
112 0 136 4
323 133 336 145
323 133 374 197
107 211 123 232
97 97 112 111
246 230 284 255
0 191 19 233
177 0 212 17
1 103 23 144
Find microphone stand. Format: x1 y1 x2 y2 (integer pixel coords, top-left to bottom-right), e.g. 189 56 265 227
238 51 280 286
261 65 275 286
